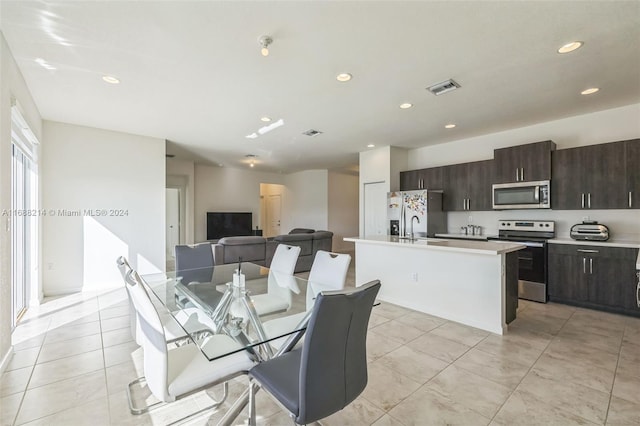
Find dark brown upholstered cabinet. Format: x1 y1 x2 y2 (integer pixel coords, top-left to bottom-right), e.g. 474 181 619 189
442 160 494 211
494 140 555 183
552 140 635 209
400 167 443 191
548 244 639 316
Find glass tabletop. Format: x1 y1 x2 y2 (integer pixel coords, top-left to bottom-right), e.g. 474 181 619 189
141 262 313 361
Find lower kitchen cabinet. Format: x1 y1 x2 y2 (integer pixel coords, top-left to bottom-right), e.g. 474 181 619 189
548 243 639 316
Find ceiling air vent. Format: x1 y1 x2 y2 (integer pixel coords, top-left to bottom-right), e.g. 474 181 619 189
427 79 460 96
302 129 323 137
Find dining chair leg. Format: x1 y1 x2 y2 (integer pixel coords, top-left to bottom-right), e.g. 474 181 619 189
128 376 229 416
248 381 257 426
126 376 163 415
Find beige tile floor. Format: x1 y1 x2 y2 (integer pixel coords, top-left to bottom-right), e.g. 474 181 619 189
2 268 640 425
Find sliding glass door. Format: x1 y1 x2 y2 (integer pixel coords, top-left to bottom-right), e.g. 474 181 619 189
10 108 39 329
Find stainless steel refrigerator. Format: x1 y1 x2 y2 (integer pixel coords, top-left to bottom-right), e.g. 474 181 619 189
387 190 446 238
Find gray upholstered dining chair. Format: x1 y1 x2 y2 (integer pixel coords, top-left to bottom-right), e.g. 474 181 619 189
126 269 256 417
247 280 381 425
175 243 215 284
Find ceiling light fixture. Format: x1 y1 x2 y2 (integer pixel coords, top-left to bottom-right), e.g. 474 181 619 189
258 118 284 135
445 123 456 129
260 116 272 122
581 87 599 95
258 35 273 57
367 144 375 148
399 103 413 109
336 73 352 82
245 154 258 167
102 75 120 84
558 41 583 54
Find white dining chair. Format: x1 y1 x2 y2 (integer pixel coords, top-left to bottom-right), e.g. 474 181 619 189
126 270 255 417
251 244 301 316
117 257 216 346
262 250 352 350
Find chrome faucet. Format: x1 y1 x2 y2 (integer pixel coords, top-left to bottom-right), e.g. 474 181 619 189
410 215 420 240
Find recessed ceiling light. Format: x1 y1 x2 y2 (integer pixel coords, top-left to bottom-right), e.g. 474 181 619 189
260 116 272 122
445 124 456 129
102 75 120 84
399 103 413 109
558 41 583 54
336 73 352 82
367 144 375 148
581 87 599 95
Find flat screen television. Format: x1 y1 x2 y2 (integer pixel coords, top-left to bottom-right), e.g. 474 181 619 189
206 212 252 240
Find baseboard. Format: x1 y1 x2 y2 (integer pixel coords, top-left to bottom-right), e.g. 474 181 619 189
0 347 14 375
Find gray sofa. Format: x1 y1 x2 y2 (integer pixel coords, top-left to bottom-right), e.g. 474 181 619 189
212 236 278 267
272 229 333 272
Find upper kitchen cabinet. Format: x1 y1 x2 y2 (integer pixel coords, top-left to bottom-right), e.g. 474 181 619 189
552 141 629 209
626 139 640 208
442 159 494 211
400 167 443 191
494 140 556 184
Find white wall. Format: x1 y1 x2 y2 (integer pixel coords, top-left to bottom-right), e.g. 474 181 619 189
41 121 166 295
166 158 195 244
328 170 359 251
282 170 329 232
405 103 640 241
0 32 42 371
194 165 285 242
408 103 640 169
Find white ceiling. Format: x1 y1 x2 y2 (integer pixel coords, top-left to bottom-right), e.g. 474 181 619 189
1 1 639 173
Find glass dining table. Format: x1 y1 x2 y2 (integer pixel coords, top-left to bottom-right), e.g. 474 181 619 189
141 262 315 363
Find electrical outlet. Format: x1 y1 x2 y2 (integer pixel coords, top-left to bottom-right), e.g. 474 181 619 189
468 215 473 223
47 263 53 270
582 216 590 222
411 272 418 282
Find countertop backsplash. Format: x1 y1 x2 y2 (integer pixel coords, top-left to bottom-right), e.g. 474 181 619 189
446 209 640 243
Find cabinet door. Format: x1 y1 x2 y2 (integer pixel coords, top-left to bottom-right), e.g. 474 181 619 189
548 246 587 302
589 247 639 310
421 167 444 191
442 163 469 211
585 142 626 209
626 139 640 208
551 148 584 209
467 160 494 211
494 141 554 183
400 170 420 191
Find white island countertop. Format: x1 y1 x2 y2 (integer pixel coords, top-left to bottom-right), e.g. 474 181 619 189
344 235 524 255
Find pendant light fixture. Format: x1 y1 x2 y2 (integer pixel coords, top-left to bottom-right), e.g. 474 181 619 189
258 35 273 57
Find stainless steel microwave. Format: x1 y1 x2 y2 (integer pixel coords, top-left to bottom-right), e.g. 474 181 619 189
492 180 551 209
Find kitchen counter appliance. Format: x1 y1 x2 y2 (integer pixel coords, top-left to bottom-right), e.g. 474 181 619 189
488 220 555 303
570 222 610 241
387 190 446 238
492 180 551 210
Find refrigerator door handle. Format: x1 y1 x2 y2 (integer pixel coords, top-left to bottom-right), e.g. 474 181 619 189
400 201 405 237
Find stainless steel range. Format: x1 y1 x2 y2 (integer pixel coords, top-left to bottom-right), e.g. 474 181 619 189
489 220 555 303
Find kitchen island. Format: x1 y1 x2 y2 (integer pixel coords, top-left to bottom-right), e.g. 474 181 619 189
343 236 525 334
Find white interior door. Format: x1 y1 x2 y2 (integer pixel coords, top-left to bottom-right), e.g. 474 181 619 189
266 194 282 237
363 182 387 237
166 188 180 257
